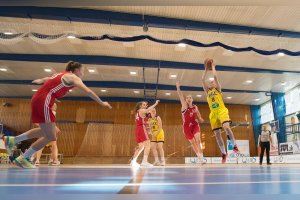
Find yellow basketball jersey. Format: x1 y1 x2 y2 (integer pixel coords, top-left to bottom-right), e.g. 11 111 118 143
207 88 226 111
148 117 159 134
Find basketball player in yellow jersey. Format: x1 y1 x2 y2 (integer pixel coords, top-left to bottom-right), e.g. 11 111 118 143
202 58 240 164
148 108 165 166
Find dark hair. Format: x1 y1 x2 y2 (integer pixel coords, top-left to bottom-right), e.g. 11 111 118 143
65 61 82 72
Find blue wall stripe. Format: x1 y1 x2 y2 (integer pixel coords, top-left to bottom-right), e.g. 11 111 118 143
0 80 268 93
0 7 300 39
0 53 298 75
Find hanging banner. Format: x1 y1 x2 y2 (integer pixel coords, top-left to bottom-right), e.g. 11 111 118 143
185 154 300 164
0 140 4 149
279 142 300 155
285 113 300 142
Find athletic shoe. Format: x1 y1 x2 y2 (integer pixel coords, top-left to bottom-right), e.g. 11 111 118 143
153 161 161 166
4 136 16 156
198 158 207 164
34 161 40 166
267 163 272 166
48 159 53 165
197 154 206 164
141 161 153 167
233 145 240 153
160 161 166 166
50 161 61 166
14 155 36 169
130 161 140 168
222 153 228 164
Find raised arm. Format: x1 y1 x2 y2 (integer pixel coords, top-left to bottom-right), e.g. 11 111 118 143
176 82 187 111
139 100 160 115
201 67 209 93
211 60 222 92
32 77 51 84
69 74 112 109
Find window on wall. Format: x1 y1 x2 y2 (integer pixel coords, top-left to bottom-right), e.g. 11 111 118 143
285 86 300 115
260 101 274 124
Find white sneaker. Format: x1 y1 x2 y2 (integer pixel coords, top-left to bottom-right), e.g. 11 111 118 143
160 161 166 166
141 161 153 167
51 161 60 166
130 161 140 168
197 157 206 164
153 161 161 166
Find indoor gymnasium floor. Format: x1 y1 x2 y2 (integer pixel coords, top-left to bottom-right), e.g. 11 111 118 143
1 164 300 199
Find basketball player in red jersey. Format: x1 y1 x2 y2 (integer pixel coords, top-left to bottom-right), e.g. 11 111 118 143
3 61 112 168
176 82 205 164
130 100 160 168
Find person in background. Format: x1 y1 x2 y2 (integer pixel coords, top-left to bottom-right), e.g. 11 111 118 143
258 125 273 165
148 108 165 166
130 100 160 168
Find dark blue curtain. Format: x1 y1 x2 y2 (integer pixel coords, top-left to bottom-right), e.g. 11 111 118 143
271 93 286 143
1 33 300 56
250 105 261 146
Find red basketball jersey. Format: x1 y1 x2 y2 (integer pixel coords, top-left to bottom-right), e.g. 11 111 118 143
182 105 199 126
33 72 74 106
135 111 147 127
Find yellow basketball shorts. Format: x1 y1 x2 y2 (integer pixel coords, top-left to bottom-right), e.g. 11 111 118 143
151 129 165 142
209 108 232 131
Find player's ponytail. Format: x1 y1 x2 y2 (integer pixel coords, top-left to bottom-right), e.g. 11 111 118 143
131 101 144 115
65 61 82 72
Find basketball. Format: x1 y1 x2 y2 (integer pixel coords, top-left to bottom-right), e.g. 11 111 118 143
204 58 213 70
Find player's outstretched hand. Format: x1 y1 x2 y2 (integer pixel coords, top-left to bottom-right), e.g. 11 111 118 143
176 82 180 88
32 79 43 84
102 102 112 109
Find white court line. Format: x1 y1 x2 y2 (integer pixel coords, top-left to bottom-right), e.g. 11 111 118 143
1 165 300 171
1 172 300 176
1 180 300 187
14 164 299 170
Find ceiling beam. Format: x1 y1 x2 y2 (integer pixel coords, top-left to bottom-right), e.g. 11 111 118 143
0 53 298 75
0 80 267 93
0 7 300 38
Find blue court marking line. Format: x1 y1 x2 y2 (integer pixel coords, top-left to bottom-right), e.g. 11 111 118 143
1 180 300 187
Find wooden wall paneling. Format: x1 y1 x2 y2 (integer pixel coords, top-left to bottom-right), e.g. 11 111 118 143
0 98 32 132
0 98 257 158
56 123 77 156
